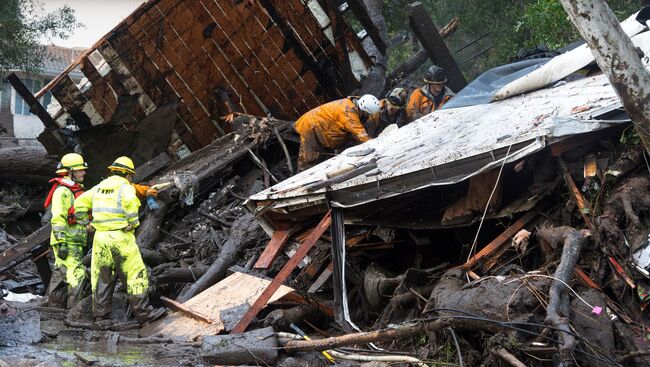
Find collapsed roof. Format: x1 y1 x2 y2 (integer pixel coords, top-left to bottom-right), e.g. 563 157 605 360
17 0 374 179
248 24 650 232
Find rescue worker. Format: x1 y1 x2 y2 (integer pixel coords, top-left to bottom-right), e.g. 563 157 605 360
44 153 89 308
405 65 455 123
74 156 165 324
365 87 409 137
294 94 381 171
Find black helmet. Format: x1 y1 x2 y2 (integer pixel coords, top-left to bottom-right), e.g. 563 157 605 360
423 65 447 84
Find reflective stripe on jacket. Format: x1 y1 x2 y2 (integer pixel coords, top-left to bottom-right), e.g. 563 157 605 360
294 98 370 149
75 175 140 231
50 185 87 246
405 86 454 123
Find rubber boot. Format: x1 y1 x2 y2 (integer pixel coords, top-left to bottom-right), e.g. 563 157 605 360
67 280 89 309
128 294 167 324
46 265 68 308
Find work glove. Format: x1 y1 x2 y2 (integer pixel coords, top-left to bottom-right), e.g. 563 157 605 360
56 244 69 260
146 187 158 198
132 184 150 200
123 224 135 232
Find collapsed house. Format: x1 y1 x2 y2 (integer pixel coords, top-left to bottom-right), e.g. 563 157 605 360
7 0 377 181
3 2 650 367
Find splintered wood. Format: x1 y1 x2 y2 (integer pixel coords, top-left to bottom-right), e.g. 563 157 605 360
140 272 293 341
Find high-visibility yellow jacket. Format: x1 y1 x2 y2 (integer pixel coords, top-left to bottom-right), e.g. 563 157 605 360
75 176 140 231
50 185 86 246
294 98 370 149
405 86 454 123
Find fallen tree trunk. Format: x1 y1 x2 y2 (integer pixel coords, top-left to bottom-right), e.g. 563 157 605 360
281 317 518 352
537 226 590 366
176 213 263 302
0 146 57 183
154 264 209 284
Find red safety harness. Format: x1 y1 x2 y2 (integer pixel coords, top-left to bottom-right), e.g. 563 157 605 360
44 177 85 225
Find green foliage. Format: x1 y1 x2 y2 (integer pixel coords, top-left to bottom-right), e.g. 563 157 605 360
0 0 80 76
382 0 643 80
515 0 580 50
620 125 641 146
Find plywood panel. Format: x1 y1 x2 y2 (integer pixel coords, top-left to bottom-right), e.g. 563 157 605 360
139 272 294 341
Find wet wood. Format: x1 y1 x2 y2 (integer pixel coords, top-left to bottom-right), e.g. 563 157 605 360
254 229 293 270
141 272 293 341
231 210 332 333
387 17 460 82
462 211 538 271
160 296 213 324
407 2 466 92
537 226 589 365
176 213 262 302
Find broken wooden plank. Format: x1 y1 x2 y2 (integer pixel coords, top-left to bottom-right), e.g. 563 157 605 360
140 272 293 341
231 210 332 334
307 262 333 294
160 296 213 324
574 267 600 289
407 2 466 92
254 229 293 270
0 224 51 274
462 211 538 270
558 158 595 231
6 73 57 129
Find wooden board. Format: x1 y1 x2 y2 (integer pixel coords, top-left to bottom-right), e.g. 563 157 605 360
139 272 293 341
231 211 332 333
254 229 292 270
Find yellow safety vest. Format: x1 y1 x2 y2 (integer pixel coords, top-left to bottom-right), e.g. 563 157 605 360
50 185 87 246
75 176 140 231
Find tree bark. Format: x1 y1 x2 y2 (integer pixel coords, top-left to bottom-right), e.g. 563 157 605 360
176 213 263 302
537 226 589 366
0 146 57 183
280 317 514 352
559 0 650 154
153 264 209 284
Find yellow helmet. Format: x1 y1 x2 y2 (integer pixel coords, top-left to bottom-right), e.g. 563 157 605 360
108 156 136 175
56 153 88 174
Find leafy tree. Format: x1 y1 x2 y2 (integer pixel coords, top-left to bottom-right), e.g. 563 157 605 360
382 0 643 80
0 0 80 77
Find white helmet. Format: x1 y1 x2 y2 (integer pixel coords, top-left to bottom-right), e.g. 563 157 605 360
356 94 380 115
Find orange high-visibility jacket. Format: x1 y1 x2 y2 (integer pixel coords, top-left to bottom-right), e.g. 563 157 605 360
294 98 370 149
405 86 453 122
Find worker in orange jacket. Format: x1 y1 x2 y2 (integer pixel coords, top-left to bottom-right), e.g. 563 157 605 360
294 95 380 171
405 65 455 123
365 87 409 137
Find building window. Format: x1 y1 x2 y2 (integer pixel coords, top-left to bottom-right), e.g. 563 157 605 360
13 78 51 115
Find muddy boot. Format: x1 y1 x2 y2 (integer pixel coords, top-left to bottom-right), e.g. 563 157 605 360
46 265 68 308
128 294 167 324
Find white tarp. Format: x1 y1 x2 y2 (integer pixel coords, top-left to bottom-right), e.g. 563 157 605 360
492 11 646 102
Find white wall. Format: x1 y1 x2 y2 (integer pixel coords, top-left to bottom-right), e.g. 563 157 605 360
13 114 44 145
43 0 146 48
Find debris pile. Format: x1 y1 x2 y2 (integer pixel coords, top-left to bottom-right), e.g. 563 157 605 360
3 2 650 366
